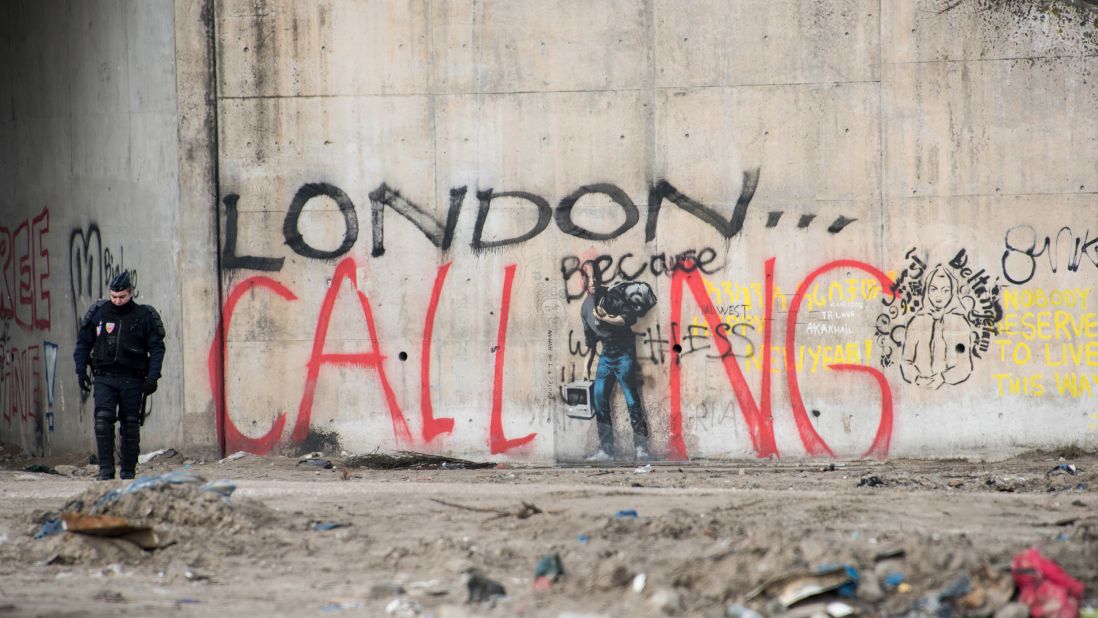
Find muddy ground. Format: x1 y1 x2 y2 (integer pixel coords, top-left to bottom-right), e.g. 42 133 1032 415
0 446 1095 618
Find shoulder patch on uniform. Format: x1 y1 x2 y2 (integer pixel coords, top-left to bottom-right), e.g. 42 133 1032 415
80 299 108 330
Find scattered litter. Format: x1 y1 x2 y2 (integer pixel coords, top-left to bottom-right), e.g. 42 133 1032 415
634 464 653 474
533 553 564 590
93 471 206 512
60 512 163 550
727 603 764 618
857 476 885 488
34 517 63 540
174 599 203 607
826 601 856 617
298 458 333 469
430 498 543 520
1046 463 1078 477
137 448 178 464
747 564 858 607
200 479 236 498
466 572 506 604
577 534 590 544
321 600 366 612
23 464 60 475
219 451 249 464
345 450 496 470
312 522 349 531
1012 546 1084 618
632 573 647 593
615 509 639 519
883 572 905 588
385 597 421 616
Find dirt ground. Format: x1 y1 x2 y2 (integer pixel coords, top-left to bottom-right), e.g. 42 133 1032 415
0 445 1095 618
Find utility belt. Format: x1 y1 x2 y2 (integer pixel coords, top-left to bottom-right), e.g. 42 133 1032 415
92 367 145 379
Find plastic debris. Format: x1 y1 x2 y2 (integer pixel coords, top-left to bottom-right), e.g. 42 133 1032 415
137 448 178 464
634 464 653 474
1011 546 1084 618
1046 463 1078 477
321 600 366 612
727 603 764 618
92 471 226 512
312 522 349 531
219 451 249 464
34 517 63 540
615 509 639 519
384 597 421 616
533 553 564 590
747 564 858 607
632 573 647 593
577 534 590 544
200 479 237 498
23 463 60 475
883 572 906 589
826 601 856 617
466 572 506 604
298 458 334 469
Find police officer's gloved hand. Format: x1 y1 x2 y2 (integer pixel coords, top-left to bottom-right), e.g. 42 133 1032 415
77 370 92 393
143 379 158 395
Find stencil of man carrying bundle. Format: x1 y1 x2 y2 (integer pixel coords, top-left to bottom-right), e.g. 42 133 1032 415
564 265 658 463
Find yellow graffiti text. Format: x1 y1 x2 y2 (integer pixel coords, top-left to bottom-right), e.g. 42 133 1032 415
997 311 1098 341
1001 288 1090 311
993 373 1045 397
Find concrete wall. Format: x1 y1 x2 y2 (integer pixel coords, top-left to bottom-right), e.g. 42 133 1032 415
0 0 183 456
3 0 1097 461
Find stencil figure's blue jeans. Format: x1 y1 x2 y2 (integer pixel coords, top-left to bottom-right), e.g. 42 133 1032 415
593 347 649 453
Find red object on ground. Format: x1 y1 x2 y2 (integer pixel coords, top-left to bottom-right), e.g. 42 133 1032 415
1011 546 1084 618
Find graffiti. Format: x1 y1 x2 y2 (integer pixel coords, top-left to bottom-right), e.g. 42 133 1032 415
992 285 1098 398
69 224 138 326
764 212 858 234
0 344 41 429
1002 225 1098 285
665 258 895 460
283 183 359 260
43 342 57 432
220 172 864 272
877 248 1001 389
560 249 719 302
221 194 284 271
569 276 658 461
0 207 51 331
210 257 536 456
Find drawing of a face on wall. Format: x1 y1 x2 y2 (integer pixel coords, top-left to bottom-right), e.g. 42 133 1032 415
877 249 1002 390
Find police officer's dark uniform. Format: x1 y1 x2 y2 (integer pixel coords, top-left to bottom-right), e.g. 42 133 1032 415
73 272 166 480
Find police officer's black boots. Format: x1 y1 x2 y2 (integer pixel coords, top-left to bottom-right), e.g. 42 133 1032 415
93 410 116 480
118 416 141 480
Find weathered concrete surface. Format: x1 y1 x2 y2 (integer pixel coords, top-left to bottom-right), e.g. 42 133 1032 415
2 0 1097 462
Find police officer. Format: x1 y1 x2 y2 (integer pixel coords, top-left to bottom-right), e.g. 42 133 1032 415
74 272 165 480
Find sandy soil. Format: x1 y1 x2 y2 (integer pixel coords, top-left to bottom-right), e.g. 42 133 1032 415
0 446 1094 618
